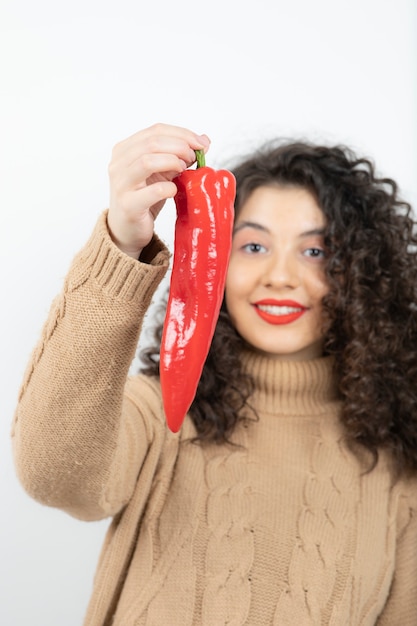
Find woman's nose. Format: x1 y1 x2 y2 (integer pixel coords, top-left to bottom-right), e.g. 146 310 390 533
262 252 299 289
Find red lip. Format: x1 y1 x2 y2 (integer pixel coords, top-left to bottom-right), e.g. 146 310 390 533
253 299 307 325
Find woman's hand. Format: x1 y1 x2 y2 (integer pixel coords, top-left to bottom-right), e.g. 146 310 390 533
107 123 210 259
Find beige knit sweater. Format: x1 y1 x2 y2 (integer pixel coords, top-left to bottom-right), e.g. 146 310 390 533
12 212 417 625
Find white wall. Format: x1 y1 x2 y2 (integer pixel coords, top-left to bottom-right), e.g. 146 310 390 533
1 0 416 624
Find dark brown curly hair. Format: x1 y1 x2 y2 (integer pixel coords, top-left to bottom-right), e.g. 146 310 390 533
140 139 417 476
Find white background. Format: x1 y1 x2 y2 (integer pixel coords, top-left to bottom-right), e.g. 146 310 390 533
1 1 416 624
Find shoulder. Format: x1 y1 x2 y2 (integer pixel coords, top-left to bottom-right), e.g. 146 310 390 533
125 374 165 423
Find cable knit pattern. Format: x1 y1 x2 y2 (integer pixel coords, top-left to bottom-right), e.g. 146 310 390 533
12 213 417 625
202 443 254 625
272 423 359 624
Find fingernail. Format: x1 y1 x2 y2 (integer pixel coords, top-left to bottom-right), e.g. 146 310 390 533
197 134 210 148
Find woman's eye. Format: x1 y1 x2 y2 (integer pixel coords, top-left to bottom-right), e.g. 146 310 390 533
304 247 325 259
242 242 267 254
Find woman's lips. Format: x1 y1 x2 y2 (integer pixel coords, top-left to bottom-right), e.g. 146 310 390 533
253 299 307 325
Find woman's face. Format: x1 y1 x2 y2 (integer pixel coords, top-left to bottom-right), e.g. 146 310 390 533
225 185 329 360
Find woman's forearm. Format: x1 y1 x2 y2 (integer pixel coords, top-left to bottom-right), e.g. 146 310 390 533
12 212 169 520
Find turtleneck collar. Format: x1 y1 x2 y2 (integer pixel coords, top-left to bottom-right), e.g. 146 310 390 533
241 350 341 417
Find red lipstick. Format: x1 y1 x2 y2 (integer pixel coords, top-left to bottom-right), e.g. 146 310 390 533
253 299 307 325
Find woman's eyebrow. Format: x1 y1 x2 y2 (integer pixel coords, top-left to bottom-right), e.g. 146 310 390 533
233 222 325 238
300 228 326 238
233 221 270 234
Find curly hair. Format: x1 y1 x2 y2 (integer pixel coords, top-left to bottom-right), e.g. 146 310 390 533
140 139 417 476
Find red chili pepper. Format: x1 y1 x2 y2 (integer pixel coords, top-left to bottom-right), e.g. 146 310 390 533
160 150 236 433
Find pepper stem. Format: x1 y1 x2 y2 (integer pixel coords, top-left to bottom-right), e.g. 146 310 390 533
195 149 206 168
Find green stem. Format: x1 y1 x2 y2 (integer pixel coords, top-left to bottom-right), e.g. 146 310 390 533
195 149 206 168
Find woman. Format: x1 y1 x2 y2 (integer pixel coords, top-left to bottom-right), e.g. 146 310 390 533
12 123 417 624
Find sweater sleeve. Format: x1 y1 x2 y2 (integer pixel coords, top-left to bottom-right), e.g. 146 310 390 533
12 211 170 521
376 487 417 625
